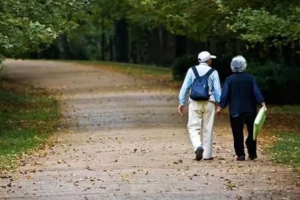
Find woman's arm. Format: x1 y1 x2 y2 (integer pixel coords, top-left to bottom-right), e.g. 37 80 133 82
216 78 230 114
253 78 267 110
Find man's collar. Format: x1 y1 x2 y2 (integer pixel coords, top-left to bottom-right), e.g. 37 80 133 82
199 62 209 66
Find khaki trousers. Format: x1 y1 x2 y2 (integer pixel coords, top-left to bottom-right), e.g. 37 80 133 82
188 101 216 159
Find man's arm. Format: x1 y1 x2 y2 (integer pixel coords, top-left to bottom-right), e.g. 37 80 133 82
178 68 193 115
212 70 222 103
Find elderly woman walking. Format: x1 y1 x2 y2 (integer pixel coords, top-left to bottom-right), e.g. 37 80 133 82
216 55 267 161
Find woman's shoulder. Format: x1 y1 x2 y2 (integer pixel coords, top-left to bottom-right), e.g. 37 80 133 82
231 72 255 78
225 73 255 82
243 73 256 80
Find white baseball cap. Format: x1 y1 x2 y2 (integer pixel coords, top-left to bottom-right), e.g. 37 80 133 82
198 51 216 62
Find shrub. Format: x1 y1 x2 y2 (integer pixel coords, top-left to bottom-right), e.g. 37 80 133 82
172 54 198 81
211 54 233 82
247 61 300 105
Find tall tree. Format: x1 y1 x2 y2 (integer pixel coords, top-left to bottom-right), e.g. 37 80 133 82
216 0 300 47
0 0 89 69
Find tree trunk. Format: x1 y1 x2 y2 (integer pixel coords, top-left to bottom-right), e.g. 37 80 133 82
175 35 187 58
101 16 105 61
145 28 165 65
109 35 114 61
57 35 73 60
114 18 129 62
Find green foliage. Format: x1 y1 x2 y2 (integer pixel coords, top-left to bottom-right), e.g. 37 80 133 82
4 0 299 63
217 0 300 46
0 0 89 62
126 0 225 40
247 61 300 104
127 0 300 46
0 83 59 171
230 8 287 43
172 54 198 81
38 0 300 65
67 22 105 60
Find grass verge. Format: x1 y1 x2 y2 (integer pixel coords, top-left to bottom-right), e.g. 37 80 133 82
72 61 172 77
268 132 300 173
263 105 300 174
65 60 182 88
0 79 59 172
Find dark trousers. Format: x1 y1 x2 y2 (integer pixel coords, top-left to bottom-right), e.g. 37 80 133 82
230 114 257 157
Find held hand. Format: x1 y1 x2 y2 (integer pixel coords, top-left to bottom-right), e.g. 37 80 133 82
178 105 184 115
216 106 222 115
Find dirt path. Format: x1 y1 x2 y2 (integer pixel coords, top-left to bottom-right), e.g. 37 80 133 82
0 59 299 200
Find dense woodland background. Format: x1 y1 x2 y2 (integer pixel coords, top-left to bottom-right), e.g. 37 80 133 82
1 0 300 104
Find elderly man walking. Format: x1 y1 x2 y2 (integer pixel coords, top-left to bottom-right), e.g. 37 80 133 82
178 51 221 161
217 55 267 161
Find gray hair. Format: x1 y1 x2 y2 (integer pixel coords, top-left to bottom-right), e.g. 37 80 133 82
231 55 247 73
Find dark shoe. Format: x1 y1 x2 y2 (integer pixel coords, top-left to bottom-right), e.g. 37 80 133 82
249 155 257 160
195 147 204 161
203 157 214 160
237 155 245 161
